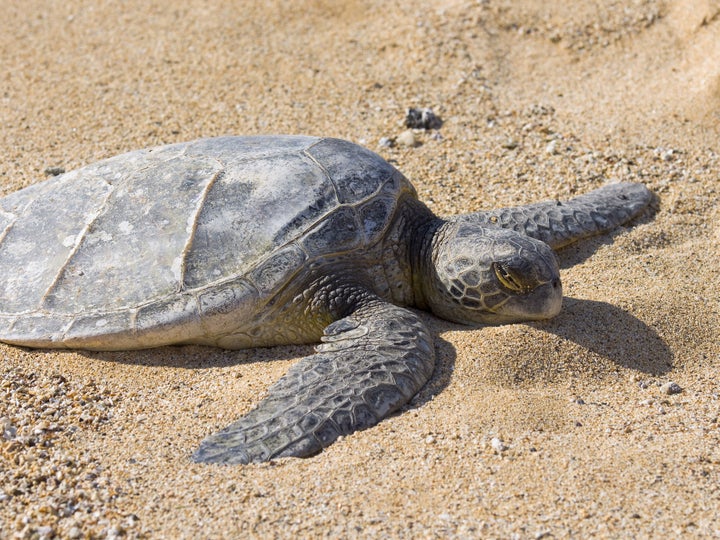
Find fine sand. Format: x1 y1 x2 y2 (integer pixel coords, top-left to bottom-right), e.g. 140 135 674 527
1 0 719 537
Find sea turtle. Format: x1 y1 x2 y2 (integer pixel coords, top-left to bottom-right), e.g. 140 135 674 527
0 136 652 464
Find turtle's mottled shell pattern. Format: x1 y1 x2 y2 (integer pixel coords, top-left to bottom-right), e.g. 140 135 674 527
0 136 414 349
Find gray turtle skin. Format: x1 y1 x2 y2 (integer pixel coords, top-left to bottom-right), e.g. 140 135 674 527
0 136 653 464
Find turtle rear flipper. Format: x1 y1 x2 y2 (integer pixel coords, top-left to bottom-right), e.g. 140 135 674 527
192 301 435 464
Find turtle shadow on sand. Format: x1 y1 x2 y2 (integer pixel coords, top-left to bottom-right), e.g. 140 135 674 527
68 323 460 402
71 341 316 370
411 295 671 408
538 297 673 376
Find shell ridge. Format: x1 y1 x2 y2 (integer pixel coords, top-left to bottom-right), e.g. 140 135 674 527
302 142 340 203
57 316 80 343
179 165 226 289
39 183 116 308
0 174 72 258
0 208 17 247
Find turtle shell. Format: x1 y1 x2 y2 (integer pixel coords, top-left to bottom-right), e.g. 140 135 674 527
0 136 414 349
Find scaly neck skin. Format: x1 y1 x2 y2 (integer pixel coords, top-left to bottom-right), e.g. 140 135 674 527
410 216 451 312
380 196 442 310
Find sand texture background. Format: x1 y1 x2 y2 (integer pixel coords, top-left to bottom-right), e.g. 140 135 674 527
1 0 719 537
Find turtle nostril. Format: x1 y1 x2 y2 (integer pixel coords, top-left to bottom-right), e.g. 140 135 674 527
551 278 560 289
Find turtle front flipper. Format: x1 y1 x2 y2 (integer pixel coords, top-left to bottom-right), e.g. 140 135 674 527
457 182 653 249
192 301 435 464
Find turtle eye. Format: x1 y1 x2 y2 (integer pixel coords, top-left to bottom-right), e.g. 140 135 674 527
493 262 524 293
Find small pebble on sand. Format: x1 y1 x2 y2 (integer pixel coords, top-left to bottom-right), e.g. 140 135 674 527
490 437 506 454
397 130 417 147
405 107 442 130
44 166 65 176
379 136 395 148
660 381 682 395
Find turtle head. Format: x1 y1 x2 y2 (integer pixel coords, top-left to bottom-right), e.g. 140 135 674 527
420 221 562 325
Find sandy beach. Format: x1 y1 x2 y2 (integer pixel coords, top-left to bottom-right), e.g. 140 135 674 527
1 0 719 537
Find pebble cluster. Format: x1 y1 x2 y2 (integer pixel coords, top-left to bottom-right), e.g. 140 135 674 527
379 107 443 149
0 367 140 539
